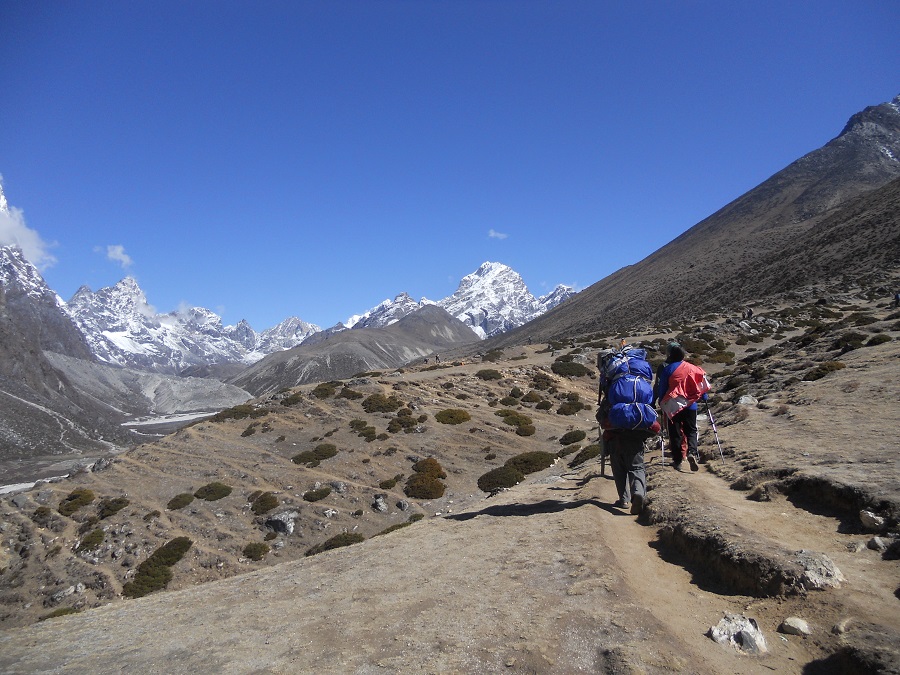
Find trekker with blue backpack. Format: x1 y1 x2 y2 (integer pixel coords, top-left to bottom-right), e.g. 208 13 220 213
596 345 661 514
654 343 710 472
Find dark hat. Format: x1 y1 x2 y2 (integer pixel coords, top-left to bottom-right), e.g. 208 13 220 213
666 342 685 362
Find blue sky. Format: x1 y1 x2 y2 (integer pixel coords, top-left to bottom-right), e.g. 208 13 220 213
1 1 897 330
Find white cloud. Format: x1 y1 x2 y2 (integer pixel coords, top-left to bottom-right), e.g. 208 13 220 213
104 244 133 269
488 229 508 240
0 176 57 269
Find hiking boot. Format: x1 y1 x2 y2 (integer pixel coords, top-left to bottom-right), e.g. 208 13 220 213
630 494 644 515
672 460 684 471
613 499 630 509
688 455 699 472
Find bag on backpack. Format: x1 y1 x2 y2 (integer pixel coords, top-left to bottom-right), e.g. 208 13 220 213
597 347 658 431
659 360 711 418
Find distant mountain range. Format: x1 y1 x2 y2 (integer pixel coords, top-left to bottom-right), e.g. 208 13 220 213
0 231 574 375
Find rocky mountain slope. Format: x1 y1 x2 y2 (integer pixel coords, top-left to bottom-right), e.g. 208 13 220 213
487 94 900 346
231 304 479 396
66 277 320 373
1 279 897 673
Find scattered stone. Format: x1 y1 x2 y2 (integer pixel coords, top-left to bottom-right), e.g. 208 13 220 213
323 509 337 519
265 510 300 535
832 617 854 634
846 541 866 553
372 495 389 513
795 551 845 590
10 494 28 509
50 586 77 604
867 537 887 552
860 509 886 532
91 458 113 473
738 395 759 406
329 481 347 494
396 500 409 511
708 613 768 654
779 617 811 636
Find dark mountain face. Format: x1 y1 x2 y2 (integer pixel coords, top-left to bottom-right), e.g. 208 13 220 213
487 95 900 344
231 305 479 396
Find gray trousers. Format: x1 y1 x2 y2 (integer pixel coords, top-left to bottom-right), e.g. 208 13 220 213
607 431 647 503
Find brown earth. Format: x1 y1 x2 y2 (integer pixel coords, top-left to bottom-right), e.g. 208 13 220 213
0 287 898 673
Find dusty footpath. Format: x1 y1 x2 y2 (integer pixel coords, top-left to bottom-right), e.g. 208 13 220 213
1 446 897 674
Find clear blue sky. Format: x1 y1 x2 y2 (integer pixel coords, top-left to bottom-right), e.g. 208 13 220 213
1 1 897 330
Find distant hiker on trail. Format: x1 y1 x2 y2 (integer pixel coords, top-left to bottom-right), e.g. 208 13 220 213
653 343 710 472
894 291 900 308
596 345 661 515
746 307 754 320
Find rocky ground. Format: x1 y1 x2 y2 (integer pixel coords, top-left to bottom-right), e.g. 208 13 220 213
0 285 898 674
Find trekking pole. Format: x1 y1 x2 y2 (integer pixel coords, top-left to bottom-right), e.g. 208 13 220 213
705 401 726 465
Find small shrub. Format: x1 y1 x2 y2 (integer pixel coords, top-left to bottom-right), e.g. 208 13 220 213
338 386 364 400
866 334 892 347
516 424 536 436
559 430 587 445
499 396 520 407
412 457 447 479
374 522 413 537
241 423 258 437
97 497 129 520
505 451 556 475
404 457 447 499
311 382 340 399
435 409 471 425
477 466 525 493
143 510 161 522
167 493 194 510
31 506 52 527
58 488 95 517
556 401 585 415
773 405 790 416
122 537 193 598
481 349 504 363
76 528 105 553
250 492 279 515
243 542 270 561
194 482 232 501
280 392 304 407
475 369 502 381
211 403 267 420
551 360 591 377
292 443 338 466
531 372 556 390
484 453 497 461
521 390 542 403
362 393 403 413
509 387 524 398
39 607 79 621
495 409 533 429
568 444 602 467
305 533 365 557
303 486 332 502
536 400 553 410
802 361 846 381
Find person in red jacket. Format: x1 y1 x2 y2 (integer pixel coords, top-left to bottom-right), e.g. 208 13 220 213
653 343 708 472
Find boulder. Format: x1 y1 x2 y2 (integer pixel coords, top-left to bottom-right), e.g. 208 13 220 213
264 510 300 535
708 613 768 654
795 551 845 590
779 617 811 636
860 509 886 532
372 494 389 513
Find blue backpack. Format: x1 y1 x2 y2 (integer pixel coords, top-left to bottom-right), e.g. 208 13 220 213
598 348 658 430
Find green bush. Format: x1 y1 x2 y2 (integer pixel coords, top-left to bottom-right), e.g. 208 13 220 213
499 396 520 407
509 387 524 398
194 482 232 501
866 334 892 347
435 408 471 424
802 361 846 381
97 497 130 520
477 465 525 493
536 400 553 410
556 401 586 415
559 430 587 445
241 423 258 437
39 607 79 621
338 386 364 400
305 533 365 557
303 486 332 502
412 457 447 479
475 369 502 381
568 444 603 467
58 488 95 517
831 332 867 353
31 506 52 527
482 349 504 362
76 528 105 552
494 409 533 429
143 510 161 522
362 393 403 413
122 537 193 599
516 424 536 436
292 443 338 466
250 492 279 515
404 474 446 499
243 542 270 561
505 451 556 475
521 390 543 403
211 404 267 421
532 372 556 390
551 360 591 377
312 381 341 399
167 493 194 510
280 391 305 406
